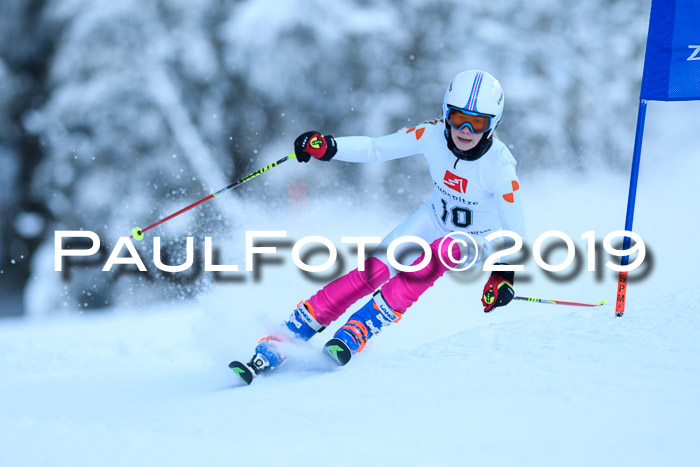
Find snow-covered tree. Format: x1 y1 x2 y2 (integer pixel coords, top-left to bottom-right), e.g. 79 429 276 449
25 0 237 313
0 0 56 316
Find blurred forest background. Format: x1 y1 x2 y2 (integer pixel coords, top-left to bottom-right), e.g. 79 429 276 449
0 0 651 317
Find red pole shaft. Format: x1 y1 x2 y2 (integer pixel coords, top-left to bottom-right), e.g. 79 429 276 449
130 153 295 239
513 296 606 307
139 194 215 236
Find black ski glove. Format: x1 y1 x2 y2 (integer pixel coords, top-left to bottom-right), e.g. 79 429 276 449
481 266 515 312
294 131 338 163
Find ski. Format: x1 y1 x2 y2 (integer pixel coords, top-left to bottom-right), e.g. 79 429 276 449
230 339 353 385
228 360 255 385
323 338 353 366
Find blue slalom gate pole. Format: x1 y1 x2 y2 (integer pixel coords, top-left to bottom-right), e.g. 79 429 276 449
615 99 648 317
616 0 700 316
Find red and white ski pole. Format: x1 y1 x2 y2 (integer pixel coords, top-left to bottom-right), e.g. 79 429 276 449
130 153 296 240
513 296 607 307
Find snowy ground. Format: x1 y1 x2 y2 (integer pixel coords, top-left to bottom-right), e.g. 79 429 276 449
1 101 699 466
1 293 698 467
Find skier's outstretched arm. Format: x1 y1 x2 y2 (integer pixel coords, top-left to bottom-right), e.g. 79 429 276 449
293 125 434 164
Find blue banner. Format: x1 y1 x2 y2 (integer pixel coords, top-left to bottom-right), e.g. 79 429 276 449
641 0 700 101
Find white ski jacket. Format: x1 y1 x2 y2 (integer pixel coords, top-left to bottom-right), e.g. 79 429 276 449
334 122 526 242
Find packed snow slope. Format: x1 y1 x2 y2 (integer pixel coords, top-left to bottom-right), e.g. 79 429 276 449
2 102 699 466
1 293 698 467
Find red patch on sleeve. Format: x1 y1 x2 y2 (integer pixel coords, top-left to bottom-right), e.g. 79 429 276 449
406 126 425 140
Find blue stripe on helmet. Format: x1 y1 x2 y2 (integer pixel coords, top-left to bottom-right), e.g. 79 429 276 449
466 72 483 112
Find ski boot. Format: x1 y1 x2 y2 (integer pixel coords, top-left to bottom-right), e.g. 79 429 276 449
229 300 326 385
323 290 402 366
245 299 326 375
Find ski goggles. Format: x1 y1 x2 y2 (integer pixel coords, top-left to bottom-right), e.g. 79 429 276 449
446 106 493 134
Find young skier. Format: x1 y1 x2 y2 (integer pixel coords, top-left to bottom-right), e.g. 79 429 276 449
231 70 526 381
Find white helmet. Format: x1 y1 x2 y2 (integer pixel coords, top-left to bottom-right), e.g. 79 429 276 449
443 70 504 139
